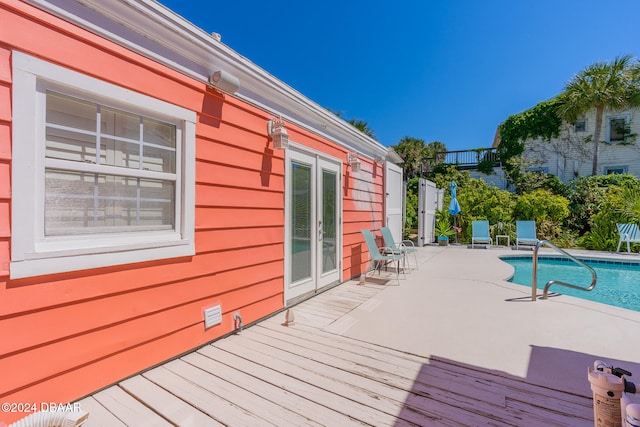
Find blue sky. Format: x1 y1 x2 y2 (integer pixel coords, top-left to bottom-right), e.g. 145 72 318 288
157 0 640 151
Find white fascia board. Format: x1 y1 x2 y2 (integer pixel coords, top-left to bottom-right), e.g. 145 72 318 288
23 0 389 160
386 148 405 164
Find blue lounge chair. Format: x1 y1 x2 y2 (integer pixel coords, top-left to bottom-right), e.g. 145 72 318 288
516 220 538 249
361 229 404 285
380 226 418 270
616 223 640 253
471 220 493 248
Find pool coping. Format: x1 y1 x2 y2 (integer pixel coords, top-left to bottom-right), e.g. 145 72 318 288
501 253 640 266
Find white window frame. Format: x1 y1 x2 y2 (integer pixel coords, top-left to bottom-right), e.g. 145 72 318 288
526 166 549 174
604 165 628 175
574 118 587 133
606 113 630 143
11 52 196 278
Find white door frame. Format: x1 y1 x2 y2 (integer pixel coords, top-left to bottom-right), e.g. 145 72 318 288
418 178 440 246
385 161 404 243
284 146 342 304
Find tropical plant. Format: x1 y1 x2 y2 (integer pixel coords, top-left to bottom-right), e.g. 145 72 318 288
497 98 563 179
405 189 418 232
430 165 471 190
578 223 618 251
502 156 563 195
560 174 640 250
457 179 515 229
424 141 448 169
435 207 449 222
329 109 377 139
564 176 608 234
557 55 640 175
348 118 376 139
578 211 621 251
490 221 515 242
563 174 639 235
476 152 498 175
616 187 640 221
513 189 570 224
392 137 427 179
434 219 455 238
515 171 566 196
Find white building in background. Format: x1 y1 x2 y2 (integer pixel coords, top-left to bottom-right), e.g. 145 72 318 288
497 107 640 182
469 168 508 190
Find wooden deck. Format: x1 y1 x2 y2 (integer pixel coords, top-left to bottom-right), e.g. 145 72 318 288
77 280 594 426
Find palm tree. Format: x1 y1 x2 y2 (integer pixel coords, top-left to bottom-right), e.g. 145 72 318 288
348 119 376 139
557 55 640 176
392 138 449 179
425 141 447 164
392 137 426 179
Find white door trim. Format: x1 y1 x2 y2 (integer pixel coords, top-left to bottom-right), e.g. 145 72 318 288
385 161 404 243
284 147 342 304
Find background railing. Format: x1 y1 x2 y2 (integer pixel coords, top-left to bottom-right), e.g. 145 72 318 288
424 148 501 171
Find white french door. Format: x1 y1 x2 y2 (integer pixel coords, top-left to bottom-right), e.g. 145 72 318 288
284 149 341 303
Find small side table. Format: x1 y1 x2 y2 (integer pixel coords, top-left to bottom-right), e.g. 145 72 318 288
496 235 510 247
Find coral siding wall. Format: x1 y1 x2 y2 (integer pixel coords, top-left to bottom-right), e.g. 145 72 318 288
0 0 383 422
344 166 384 278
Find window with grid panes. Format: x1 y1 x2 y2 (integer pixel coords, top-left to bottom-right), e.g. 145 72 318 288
607 115 630 143
11 52 195 278
45 91 178 235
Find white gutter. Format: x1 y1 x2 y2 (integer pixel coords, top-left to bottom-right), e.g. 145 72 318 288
22 0 390 160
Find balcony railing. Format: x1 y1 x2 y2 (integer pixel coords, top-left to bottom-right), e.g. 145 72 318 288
424 148 501 171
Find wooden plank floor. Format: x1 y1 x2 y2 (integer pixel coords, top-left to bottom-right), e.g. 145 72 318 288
78 280 594 426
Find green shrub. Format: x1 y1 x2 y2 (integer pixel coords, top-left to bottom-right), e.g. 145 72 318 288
578 183 640 251
565 174 640 235
513 189 569 224
405 190 418 229
453 179 515 243
411 169 640 250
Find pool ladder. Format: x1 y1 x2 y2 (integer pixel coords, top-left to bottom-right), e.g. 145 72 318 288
531 240 597 301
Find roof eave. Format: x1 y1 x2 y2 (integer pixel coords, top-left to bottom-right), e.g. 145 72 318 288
23 0 389 159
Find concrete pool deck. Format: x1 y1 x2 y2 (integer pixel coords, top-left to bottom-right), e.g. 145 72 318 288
339 244 640 398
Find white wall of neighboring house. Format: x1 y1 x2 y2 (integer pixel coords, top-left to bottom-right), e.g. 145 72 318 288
523 108 640 182
469 167 508 190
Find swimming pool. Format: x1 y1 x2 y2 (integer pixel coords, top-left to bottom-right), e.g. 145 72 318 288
501 255 640 312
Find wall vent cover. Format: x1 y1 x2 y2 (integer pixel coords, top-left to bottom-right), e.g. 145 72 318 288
204 305 222 329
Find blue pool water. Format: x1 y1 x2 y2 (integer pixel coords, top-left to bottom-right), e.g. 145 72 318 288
501 256 640 312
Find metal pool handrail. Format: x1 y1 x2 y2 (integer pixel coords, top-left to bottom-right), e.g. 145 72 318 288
531 240 597 301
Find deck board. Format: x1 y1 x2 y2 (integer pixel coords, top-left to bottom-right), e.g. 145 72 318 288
244 326 516 426
214 332 419 425
75 397 128 427
197 344 371 426
91 386 172 426
78 276 593 427
161 359 313 427
240 328 490 426
181 352 326 427
143 365 273 426
207 340 401 426
183 352 366 426
119 376 221 427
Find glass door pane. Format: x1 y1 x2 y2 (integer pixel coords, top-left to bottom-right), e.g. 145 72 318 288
291 161 312 283
285 151 340 303
321 169 337 274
